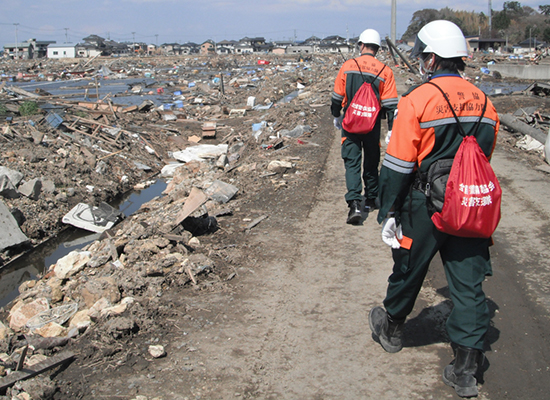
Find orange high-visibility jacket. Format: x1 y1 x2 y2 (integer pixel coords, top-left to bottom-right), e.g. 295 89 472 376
378 72 500 222
331 54 398 130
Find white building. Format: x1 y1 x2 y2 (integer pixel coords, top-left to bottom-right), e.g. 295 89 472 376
47 43 76 58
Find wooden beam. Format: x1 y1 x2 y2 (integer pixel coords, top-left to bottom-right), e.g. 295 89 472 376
0 351 75 392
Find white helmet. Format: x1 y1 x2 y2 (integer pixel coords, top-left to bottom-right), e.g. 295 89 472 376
358 29 381 47
411 20 468 59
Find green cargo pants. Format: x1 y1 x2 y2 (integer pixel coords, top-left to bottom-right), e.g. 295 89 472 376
383 189 492 350
341 129 381 204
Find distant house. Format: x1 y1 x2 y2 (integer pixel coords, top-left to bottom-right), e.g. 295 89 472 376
200 40 216 55
47 43 76 58
216 46 232 55
513 38 547 54
318 42 352 54
130 42 147 54
161 43 182 55
105 40 130 56
3 38 55 59
75 43 102 58
304 36 322 45
82 35 105 47
466 36 507 52
322 35 347 44
180 43 198 55
235 42 254 54
147 44 157 55
255 43 273 53
217 40 237 53
286 45 314 54
81 35 116 56
272 40 294 48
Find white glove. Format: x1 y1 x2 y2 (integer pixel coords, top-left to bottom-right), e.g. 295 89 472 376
385 130 392 145
333 115 343 130
381 217 402 249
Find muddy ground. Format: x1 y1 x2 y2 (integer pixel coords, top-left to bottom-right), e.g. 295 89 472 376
0 53 549 399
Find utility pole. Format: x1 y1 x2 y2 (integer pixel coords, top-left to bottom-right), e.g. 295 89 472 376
488 0 492 34
64 28 69 43
155 34 158 46
132 32 136 52
391 0 396 43
13 23 19 59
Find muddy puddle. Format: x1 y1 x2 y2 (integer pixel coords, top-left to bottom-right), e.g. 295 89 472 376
0 179 167 308
478 81 530 95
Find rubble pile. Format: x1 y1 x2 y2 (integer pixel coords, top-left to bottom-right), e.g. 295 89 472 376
0 54 338 261
0 51 546 398
0 53 345 398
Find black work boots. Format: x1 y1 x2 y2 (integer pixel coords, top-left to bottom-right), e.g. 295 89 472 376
364 197 380 213
346 200 362 224
442 345 483 398
368 306 404 353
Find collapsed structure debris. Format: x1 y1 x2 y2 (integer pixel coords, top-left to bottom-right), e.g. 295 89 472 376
0 51 548 397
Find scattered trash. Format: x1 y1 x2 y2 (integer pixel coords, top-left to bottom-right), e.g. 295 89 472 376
172 144 228 163
26 303 79 331
279 125 311 138
204 180 239 203
62 202 124 233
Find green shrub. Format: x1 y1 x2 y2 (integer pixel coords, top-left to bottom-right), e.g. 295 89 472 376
19 101 39 116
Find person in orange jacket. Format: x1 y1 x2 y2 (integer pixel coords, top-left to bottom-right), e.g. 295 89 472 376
368 20 500 398
331 29 398 224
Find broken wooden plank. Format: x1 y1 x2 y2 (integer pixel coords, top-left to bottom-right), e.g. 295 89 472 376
174 187 208 226
138 134 162 160
77 102 123 112
122 105 138 113
15 345 29 372
186 264 197 285
6 86 41 99
245 215 269 231
0 351 75 392
65 125 118 146
107 100 118 120
91 124 101 137
98 149 125 161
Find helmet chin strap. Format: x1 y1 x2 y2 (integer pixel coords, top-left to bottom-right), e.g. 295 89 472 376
419 53 436 80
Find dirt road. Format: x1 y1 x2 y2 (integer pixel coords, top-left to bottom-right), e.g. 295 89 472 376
57 98 550 399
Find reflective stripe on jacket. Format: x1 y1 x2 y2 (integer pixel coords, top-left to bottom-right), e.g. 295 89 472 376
377 71 500 222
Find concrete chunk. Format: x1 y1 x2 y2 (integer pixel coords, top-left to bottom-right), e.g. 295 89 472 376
0 199 29 251
0 175 19 199
18 178 42 200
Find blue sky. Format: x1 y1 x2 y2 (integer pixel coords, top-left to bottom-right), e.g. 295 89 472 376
0 0 546 47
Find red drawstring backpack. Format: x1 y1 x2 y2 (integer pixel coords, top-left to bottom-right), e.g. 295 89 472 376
428 82 501 238
342 60 385 134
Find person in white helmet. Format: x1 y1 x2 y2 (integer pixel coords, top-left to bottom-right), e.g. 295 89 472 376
368 20 500 398
331 29 398 224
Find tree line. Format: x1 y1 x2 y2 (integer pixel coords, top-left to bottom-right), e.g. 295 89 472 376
402 2 550 46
